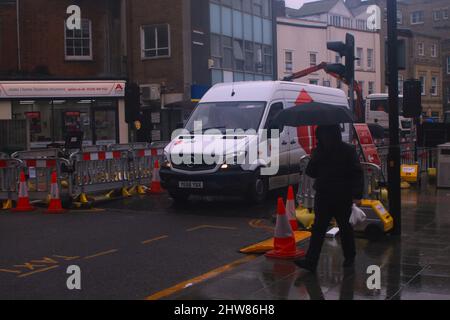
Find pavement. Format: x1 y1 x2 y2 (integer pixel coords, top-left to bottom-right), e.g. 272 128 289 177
1 179 450 300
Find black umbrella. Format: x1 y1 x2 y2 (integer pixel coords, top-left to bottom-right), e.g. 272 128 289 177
272 102 354 127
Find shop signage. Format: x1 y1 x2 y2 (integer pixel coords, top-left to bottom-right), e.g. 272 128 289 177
0 81 125 99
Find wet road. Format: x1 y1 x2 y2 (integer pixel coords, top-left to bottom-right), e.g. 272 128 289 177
1 183 450 300
0 192 280 299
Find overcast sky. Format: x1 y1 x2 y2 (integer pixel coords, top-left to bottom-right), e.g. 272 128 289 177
284 0 315 9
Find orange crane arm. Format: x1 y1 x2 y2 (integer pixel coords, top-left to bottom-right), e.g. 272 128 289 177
282 62 364 122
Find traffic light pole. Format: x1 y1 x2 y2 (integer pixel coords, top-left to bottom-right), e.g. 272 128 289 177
387 0 401 235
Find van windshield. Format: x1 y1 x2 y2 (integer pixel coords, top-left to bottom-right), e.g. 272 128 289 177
369 98 404 115
185 102 266 134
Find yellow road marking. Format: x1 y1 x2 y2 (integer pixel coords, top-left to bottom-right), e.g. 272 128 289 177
17 265 59 278
83 249 118 260
145 255 258 300
141 235 169 245
52 255 80 261
0 269 21 274
186 225 237 232
249 219 274 232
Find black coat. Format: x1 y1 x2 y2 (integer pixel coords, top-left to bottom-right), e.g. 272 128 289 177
305 142 364 201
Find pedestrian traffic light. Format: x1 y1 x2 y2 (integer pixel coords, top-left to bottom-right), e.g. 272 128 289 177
326 33 355 83
403 79 422 118
125 82 141 124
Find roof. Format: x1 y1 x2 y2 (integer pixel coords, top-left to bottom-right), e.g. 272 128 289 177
294 0 340 17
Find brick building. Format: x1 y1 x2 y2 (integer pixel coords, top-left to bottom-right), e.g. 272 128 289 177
0 0 127 149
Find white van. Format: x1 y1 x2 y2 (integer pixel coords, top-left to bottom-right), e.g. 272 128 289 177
365 93 413 137
159 81 350 203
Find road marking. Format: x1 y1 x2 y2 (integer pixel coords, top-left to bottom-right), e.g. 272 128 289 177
186 225 237 232
83 249 118 260
145 255 258 300
249 219 274 232
17 265 59 278
141 235 169 245
0 269 21 274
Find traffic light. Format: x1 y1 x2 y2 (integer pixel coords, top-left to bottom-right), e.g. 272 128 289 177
403 79 422 118
125 82 141 124
326 33 355 83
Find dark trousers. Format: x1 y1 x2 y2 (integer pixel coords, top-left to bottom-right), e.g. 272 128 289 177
306 194 356 267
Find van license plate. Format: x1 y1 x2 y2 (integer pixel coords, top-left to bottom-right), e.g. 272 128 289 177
179 181 203 189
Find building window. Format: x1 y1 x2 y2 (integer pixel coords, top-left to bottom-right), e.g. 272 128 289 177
342 17 351 28
443 9 449 20
431 76 438 96
309 52 317 67
417 42 424 56
398 75 404 95
447 87 450 103
141 24 170 59
433 10 441 21
431 44 438 58
336 80 342 89
367 49 374 70
397 10 403 24
419 75 426 95
65 19 92 60
309 79 318 85
323 80 331 87
285 51 293 73
368 81 375 95
410 11 424 24
329 15 341 27
356 47 363 68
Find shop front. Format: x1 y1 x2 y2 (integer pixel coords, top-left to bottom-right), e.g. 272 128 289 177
0 80 127 149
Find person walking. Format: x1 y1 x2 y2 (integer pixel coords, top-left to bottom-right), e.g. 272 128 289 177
295 125 364 273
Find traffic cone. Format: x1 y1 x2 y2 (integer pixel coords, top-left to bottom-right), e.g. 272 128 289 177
148 160 163 194
45 171 66 214
11 171 35 212
286 186 298 231
265 197 305 259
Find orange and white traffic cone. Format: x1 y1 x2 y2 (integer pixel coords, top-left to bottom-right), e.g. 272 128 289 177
286 186 298 231
265 197 305 259
11 170 35 212
46 171 66 214
148 160 163 194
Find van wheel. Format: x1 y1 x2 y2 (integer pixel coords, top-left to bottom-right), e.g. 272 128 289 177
169 191 190 203
248 170 268 204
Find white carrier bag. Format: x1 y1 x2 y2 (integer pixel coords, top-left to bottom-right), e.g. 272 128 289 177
349 204 367 226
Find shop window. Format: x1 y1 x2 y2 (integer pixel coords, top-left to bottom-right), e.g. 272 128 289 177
141 24 170 59
65 19 92 60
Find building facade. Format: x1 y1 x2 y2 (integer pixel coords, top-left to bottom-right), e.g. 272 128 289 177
125 0 278 141
277 0 381 97
0 0 127 149
348 0 448 120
